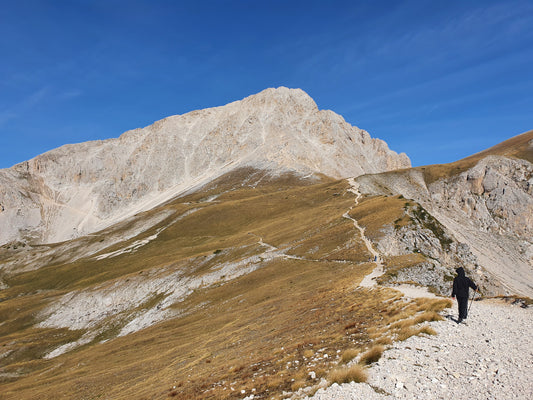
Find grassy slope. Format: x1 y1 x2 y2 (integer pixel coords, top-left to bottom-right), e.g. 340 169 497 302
0 169 449 399
364 129 533 188
419 129 533 185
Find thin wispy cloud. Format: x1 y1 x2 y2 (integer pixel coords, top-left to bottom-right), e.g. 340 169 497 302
58 90 83 100
0 87 49 127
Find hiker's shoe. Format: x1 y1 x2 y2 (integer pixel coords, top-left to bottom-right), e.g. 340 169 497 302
457 318 463 324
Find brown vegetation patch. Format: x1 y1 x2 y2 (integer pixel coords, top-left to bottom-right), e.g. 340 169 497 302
340 348 359 364
376 253 428 285
359 345 385 365
0 174 375 399
348 195 408 241
419 130 533 184
328 364 368 384
414 311 444 324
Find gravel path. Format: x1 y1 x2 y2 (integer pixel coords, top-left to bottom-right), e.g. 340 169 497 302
344 178 383 288
309 299 533 400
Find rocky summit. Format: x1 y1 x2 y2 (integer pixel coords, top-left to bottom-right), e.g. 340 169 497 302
0 87 409 245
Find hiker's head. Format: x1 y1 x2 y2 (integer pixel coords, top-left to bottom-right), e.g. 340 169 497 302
456 267 465 276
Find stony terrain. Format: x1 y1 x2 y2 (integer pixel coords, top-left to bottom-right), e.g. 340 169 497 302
307 299 532 400
0 87 409 245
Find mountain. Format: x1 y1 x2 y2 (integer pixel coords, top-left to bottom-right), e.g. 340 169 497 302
0 87 409 246
0 89 531 399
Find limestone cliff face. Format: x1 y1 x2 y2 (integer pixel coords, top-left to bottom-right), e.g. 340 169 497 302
430 156 533 241
0 87 410 245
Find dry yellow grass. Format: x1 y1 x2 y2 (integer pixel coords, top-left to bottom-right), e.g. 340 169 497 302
348 195 408 241
375 296 451 343
388 310 413 324
414 311 444 324
328 364 368 384
376 254 428 285
0 171 400 400
340 194 441 289
414 298 452 312
359 345 385 365
390 318 416 330
374 336 393 346
303 349 315 359
340 348 360 364
396 326 418 341
291 379 308 392
417 325 438 336
396 324 438 341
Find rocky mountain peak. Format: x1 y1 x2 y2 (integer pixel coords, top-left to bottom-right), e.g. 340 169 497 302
0 88 410 245
242 86 319 111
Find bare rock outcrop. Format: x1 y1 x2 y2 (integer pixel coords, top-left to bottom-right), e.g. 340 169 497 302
0 87 410 245
428 156 532 238
374 211 500 297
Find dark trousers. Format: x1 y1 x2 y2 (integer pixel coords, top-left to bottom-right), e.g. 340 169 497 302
457 296 469 319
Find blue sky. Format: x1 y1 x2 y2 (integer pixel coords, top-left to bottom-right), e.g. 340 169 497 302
1 0 532 169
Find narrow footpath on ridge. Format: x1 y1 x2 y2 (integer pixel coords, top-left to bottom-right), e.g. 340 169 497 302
343 178 434 298
343 177 383 288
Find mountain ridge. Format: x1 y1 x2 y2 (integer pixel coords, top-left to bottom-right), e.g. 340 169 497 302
0 87 410 245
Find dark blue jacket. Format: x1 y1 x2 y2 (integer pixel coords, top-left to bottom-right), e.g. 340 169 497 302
452 267 477 298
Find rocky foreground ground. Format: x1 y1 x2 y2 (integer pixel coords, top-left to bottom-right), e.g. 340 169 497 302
308 298 532 400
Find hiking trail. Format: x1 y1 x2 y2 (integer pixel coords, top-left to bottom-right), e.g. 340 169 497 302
344 178 436 299
343 178 383 288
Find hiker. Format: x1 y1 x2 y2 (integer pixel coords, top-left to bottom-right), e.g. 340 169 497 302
451 267 478 323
